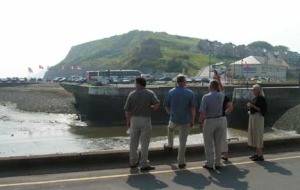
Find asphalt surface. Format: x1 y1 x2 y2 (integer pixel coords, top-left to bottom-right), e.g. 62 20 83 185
0 151 299 190
0 137 299 190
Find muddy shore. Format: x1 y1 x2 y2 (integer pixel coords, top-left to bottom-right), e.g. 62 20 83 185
0 83 76 114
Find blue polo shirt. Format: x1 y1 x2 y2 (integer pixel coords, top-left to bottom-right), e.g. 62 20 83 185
199 91 224 118
163 86 196 124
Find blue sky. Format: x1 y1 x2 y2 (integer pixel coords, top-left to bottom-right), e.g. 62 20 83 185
0 0 299 77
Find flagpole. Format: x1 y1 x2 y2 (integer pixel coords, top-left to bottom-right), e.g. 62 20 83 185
246 63 249 89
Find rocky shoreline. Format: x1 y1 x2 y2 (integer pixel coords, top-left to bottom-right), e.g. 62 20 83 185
273 104 300 133
0 83 76 114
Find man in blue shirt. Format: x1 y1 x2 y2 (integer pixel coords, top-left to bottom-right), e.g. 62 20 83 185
199 79 226 170
163 74 196 169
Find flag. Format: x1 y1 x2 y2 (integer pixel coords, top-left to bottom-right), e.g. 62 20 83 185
70 65 74 70
39 65 44 69
61 66 65 70
28 67 33 73
244 61 250 71
77 66 82 70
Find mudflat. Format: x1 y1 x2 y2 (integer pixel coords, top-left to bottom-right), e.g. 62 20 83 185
0 83 75 114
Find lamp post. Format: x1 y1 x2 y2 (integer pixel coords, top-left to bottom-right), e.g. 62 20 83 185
240 59 243 83
209 53 211 78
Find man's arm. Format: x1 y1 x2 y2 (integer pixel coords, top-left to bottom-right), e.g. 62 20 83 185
125 111 131 128
190 107 196 128
216 74 224 92
198 112 207 133
225 101 233 115
164 106 171 115
151 92 160 111
151 103 160 111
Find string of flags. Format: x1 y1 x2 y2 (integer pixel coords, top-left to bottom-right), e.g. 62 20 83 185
28 65 82 73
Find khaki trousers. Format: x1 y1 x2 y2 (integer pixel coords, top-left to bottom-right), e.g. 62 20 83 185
203 117 226 167
221 116 228 152
129 116 152 167
167 121 190 165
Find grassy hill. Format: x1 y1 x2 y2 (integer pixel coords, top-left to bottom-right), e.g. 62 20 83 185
45 30 223 78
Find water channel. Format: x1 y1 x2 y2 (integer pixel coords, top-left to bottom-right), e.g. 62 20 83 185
0 103 299 158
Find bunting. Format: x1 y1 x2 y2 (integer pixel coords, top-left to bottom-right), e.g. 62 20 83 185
244 61 250 71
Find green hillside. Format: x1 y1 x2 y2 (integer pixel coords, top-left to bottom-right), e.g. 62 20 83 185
46 30 222 78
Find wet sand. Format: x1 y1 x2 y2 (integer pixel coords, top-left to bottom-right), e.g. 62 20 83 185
0 83 76 114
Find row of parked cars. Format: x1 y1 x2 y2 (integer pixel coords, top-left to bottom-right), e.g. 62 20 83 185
52 76 87 83
148 76 212 84
52 75 213 85
0 77 44 83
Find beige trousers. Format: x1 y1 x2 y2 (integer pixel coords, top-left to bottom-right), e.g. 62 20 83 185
129 116 152 167
167 121 190 165
221 116 228 152
203 117 226 167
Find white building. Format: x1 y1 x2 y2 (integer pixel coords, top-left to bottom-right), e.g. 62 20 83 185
229 53 288 81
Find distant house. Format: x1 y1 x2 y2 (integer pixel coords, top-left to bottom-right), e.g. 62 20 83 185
229 52 289 81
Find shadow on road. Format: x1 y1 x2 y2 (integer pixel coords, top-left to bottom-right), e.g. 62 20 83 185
208 161 250 190
173 169 210 189
126 173 168 190
255 161 292 176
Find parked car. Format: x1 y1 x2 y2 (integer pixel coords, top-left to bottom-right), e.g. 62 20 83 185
201 77 211 83
18 78 27 83
75 77 87 83
109 77 120 84
185 78 193 83
0 78 8 82
250 77 262 83
191 77 202 83
58 77 67 82
259 77 270 82
11 77 19 82
158 77 172 81
53 77 63 82
120 78 131 84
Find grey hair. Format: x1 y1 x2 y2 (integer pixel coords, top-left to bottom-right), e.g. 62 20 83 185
252 84 261 91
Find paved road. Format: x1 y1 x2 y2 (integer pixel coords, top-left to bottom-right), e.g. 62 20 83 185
0 150 299 190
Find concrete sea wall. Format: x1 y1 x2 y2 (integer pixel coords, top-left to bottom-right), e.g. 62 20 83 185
229 87 300 128
60 83 300 128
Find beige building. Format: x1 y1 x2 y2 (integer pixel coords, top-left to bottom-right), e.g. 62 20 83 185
229 53 288 81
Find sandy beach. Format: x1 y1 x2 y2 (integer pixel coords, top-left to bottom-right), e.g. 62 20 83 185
0 83 76 114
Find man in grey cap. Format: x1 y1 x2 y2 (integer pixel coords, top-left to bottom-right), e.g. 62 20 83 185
163 74 196 169
124 76 160 172
199 79 226 170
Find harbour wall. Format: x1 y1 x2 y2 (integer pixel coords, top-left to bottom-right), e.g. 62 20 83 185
60 83 300 128
229 87 300 128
